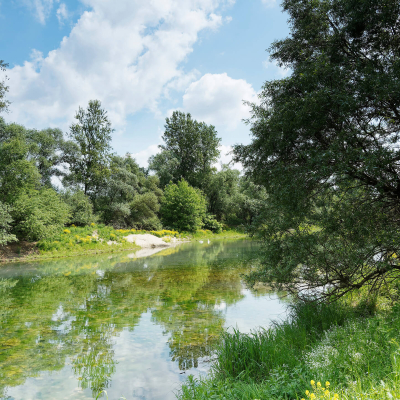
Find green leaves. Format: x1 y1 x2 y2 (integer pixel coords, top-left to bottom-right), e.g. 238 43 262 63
235 0 400 301
65 100 114 196
152 111 221 190
161 179 207 232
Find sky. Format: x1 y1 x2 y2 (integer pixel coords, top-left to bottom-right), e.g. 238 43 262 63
0 0 290 167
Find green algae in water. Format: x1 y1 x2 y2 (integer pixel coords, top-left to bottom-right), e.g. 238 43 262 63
0 240 287 400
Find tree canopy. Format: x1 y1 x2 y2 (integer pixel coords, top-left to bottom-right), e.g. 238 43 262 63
150 111 221 190
234 0 400 301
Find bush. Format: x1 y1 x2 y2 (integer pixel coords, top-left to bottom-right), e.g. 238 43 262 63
129 192 161 230
62 190 96 226
202 214 223 233
161 179 207 232
12 189 71 241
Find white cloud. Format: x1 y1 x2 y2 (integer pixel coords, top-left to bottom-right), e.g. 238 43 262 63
21 0 55 24
56 3 68 25
261 0 277 8
262 59 290 78
131 144 160 168
6 0 233 130
181 73 258 130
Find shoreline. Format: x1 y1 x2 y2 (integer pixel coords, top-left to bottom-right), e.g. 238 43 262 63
0 232 246 264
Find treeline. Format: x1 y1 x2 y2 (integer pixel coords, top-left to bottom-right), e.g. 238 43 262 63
0 100 266 245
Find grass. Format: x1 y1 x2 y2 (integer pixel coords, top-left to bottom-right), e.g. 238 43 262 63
187 228 247 240
177 293 400 400
0 225 247 263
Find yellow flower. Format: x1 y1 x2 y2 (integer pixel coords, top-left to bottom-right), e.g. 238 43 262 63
333 394 339 399
305 390 310 395
325 382 330 387
324 390 330 396
310 394 316 400
317 382 321 387
310 380 315 386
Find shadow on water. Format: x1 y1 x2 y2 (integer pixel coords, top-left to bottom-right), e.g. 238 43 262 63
0 240 288 400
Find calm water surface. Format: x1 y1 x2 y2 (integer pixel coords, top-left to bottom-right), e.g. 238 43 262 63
0 240 288 400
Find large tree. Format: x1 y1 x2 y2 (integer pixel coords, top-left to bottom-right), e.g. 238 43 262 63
64 100 113 197
150 111 221 189
235 0 400 301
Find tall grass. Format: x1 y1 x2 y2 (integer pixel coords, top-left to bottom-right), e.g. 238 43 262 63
178 298 400 400
214 302 352 381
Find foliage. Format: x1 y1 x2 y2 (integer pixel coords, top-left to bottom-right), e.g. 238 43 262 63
0 122 41 204
37 224 139 255
64 100 114 196
0 202 17 245
234 0 400 301
148 150 180 189
62 190 96 227
0 60 9 113
161 179 207 232
150 111 221 190
27 127 66 188
129 192 162 230
202 214 223 233
11 189 71 241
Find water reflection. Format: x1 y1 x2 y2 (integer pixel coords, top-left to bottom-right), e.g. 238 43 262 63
0 240 287 400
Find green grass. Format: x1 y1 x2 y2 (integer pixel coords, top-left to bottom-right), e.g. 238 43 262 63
177 297 400 400
186 228 247 240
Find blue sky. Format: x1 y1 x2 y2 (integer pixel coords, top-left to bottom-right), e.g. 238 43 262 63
0 0 290 166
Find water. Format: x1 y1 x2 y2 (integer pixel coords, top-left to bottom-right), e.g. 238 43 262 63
0 240 288 400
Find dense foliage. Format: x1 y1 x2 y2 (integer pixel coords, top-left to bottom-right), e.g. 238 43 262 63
0 89 258 245
161 179 207 232
234 0 400 301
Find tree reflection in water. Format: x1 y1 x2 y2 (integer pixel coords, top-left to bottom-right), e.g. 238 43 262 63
0 240 263 398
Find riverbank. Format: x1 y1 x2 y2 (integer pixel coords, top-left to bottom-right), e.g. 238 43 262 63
0 225 247 264
178 291 400 400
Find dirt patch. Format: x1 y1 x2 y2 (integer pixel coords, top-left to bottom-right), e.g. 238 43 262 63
0 241 39 262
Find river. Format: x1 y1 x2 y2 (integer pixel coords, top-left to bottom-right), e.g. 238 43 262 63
0 239 288 400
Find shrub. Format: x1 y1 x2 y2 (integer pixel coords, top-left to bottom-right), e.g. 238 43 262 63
161 179 206 232
202 214 223 233
62 190 96 226
129 192 161 230
12 189 71 241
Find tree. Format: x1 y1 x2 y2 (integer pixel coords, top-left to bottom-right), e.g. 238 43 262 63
161 179 207 232
150 111 221 189
62 190 96 227
0 60 9 113
12 189 71 241
0 122 41 204
234 0 400 302
64 100 113 197
27 128 65 188
129 192 162 230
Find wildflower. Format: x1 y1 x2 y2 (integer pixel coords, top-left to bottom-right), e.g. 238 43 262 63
306 390 310 395
63 229 71 234
325 382 330 387
317 382 321 387
310 394 316 400
311 380 315 386
91 223 96 227
324 390 330 396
